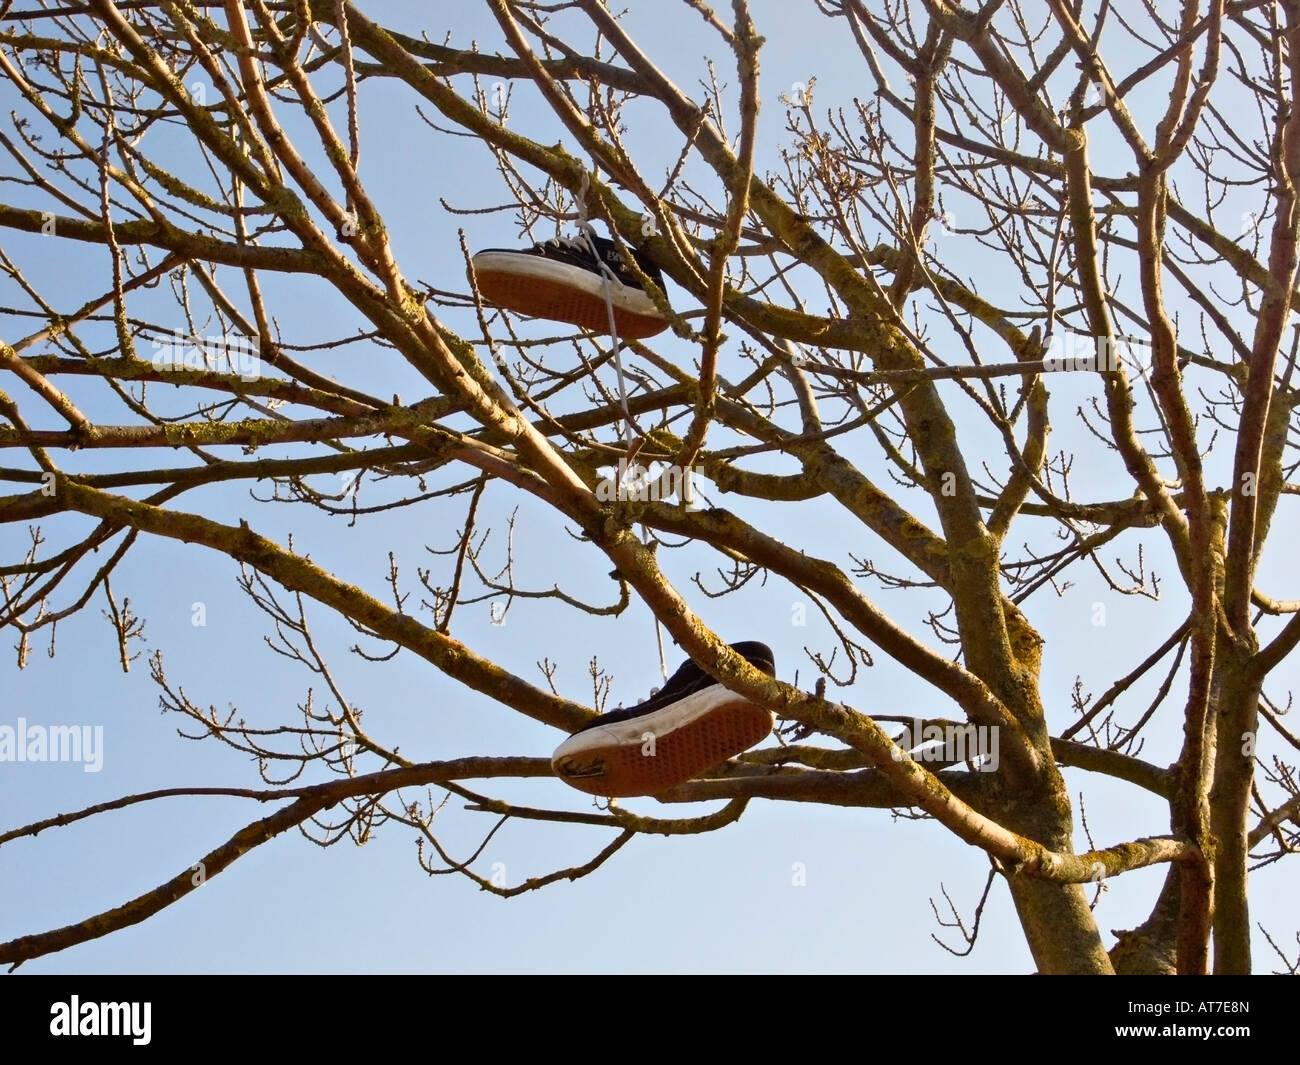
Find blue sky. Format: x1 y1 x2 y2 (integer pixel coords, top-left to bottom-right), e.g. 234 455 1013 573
1 0 1296 973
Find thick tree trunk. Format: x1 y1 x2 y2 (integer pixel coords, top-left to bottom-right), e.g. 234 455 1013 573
988 605 1114 973
1110 866 1181 975
1209 646 1259 973
992 785 1115 974
1008 877 1115 974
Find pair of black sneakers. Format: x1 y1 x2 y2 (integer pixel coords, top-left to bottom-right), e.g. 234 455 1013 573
471 236 772 794
551 641 776 797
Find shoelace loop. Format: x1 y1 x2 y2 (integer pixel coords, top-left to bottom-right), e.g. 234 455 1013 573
540 233 596 256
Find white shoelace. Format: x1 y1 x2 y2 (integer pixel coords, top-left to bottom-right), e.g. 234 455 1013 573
572 171 633 446
542 233 599 257
573 170 668 680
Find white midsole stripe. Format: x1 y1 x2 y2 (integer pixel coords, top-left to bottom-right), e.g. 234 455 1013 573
471 251 662 318
552 685 770 762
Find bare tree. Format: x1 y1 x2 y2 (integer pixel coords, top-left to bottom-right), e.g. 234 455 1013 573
1 0 1297 974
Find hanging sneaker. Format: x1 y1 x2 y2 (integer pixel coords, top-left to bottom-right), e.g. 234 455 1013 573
471 233 668 339
551 640 775 797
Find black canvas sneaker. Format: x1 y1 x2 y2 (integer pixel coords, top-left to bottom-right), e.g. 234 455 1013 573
551 640 776 797
471 232 668 339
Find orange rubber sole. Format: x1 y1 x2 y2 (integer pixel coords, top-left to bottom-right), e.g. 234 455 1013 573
554 699 773 798
475 270 668 339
